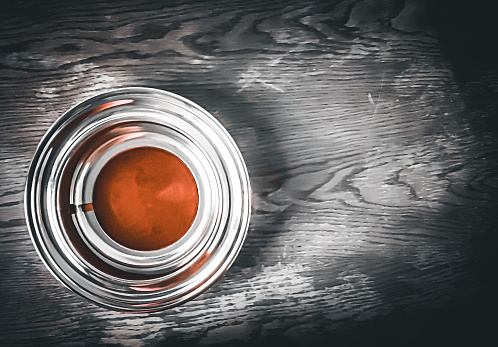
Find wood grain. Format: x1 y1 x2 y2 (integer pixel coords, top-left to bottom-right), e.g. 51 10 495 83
1 0 497 346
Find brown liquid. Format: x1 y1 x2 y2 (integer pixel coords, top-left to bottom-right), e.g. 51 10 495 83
93 147 198 251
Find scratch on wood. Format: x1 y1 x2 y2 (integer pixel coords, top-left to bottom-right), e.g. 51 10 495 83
367 93 375 105
237 68 285 93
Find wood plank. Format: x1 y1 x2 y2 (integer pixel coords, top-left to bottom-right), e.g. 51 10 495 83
1 0 497 345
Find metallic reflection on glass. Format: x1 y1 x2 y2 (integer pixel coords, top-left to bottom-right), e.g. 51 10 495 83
25 87 251 312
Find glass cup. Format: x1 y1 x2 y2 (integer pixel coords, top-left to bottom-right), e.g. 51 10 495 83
25 87 251 312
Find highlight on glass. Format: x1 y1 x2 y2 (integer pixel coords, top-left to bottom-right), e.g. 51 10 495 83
24 87 251 312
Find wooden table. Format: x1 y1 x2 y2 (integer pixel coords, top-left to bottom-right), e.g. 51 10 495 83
1 0 497 345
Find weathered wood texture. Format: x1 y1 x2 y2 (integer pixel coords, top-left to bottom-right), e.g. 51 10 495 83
1 0 497 346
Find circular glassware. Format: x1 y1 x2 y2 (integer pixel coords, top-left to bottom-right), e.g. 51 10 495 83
24 87 251 312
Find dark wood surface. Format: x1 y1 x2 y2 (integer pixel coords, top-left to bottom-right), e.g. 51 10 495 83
1 0 497 346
